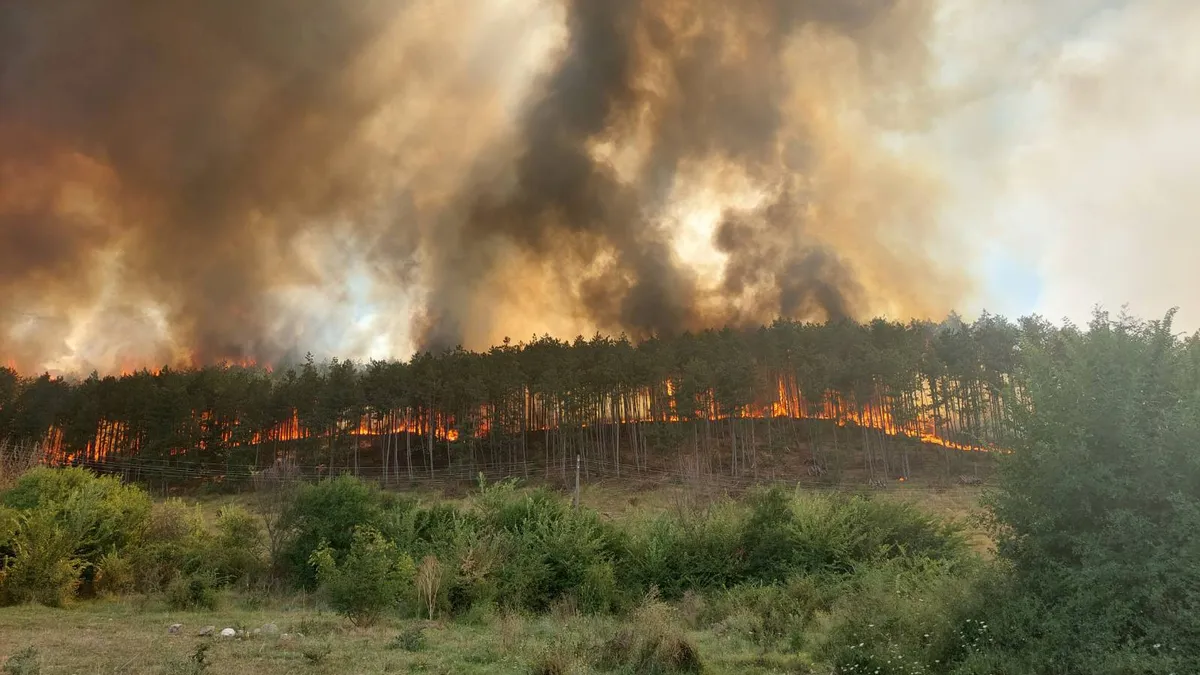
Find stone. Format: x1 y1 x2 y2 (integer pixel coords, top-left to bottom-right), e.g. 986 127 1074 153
198 626 216 637
220 628 236 638
168 624 183 634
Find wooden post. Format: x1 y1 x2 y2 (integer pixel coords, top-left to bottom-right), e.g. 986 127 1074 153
573 454 581 509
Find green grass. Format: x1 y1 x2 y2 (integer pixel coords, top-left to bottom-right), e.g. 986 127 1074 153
0 597 820 674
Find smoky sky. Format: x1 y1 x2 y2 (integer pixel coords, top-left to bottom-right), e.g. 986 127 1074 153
0 0 966 373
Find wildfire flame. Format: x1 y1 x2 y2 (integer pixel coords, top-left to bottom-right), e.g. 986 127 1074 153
36 371 991 465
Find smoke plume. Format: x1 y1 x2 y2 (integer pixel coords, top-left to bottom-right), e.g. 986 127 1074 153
0 0 967 373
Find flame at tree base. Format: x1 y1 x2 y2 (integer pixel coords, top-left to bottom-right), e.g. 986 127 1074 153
37 374 1001 467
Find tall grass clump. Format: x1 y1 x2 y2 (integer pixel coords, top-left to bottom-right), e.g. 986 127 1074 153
596 598 703 674
623 486 968 599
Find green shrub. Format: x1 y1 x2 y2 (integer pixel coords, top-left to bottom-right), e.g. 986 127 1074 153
93 549 136 596
621 488 965 601
311 526 416 627
444 537 501 615
813 556 984 675
743 488 967 581
475 485 620 613
702 574 844 650
387 625 427 652
206 506 266 587
0 508 83 606
129 500 209 593
624 502 745 599
1 466 94 510
165 572 220 611
1 467 152 570
578 561 619 614
975 311 1200 672
281 475 393 587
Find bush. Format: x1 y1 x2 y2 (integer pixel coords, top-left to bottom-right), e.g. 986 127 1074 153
624 502 744 598
206 506 266 587
702 574 844 650
478 485 620 613
578 561 619 614
93 549 136 596
387 625 427 652
165 572 220 611
281 475 393 588
128 499 209 593
622 488 966 600
813 556 986 675
744 488 966 580
311 526 416 627
976 311 1200 671
0 508 83 606
1 467 152 569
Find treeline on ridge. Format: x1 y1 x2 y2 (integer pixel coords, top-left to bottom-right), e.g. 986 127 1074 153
0 311 1169 486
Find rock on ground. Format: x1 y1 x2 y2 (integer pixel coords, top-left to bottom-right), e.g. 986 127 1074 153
220 628 236 638
168 624 183 634
198 626 216 637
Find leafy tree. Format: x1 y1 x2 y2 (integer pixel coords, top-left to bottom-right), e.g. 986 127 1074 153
983 309 1200 671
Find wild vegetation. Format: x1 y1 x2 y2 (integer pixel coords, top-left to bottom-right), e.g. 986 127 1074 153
0 309 1197 673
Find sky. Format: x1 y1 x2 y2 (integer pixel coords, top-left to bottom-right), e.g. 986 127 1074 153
931 0 1200 330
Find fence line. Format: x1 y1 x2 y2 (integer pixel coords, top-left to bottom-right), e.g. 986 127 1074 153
40 449 989 494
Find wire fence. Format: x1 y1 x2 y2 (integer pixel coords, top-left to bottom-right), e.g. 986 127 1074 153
2 435 992 499
35 449 988 495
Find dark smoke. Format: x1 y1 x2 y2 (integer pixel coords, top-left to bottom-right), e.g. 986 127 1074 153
0 0 961 372
0 0 407 368
417 0 944 350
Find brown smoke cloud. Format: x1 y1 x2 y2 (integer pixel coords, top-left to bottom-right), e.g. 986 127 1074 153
0 0 968 373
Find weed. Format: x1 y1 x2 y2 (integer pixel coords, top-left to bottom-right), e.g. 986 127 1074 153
530 650 573 675
388 625 427 652
2 648 39 675
300 640 332 664
415 555 441 620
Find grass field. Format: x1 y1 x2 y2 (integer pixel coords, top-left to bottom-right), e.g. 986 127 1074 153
0 482 987 674
0 598 824 674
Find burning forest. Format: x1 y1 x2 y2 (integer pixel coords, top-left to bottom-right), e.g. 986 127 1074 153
0 315 1027 486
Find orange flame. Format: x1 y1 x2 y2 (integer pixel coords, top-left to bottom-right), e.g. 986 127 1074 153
39 371 992 465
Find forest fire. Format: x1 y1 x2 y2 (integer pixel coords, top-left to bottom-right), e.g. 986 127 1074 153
34 374 987 468
6 316 1019 477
